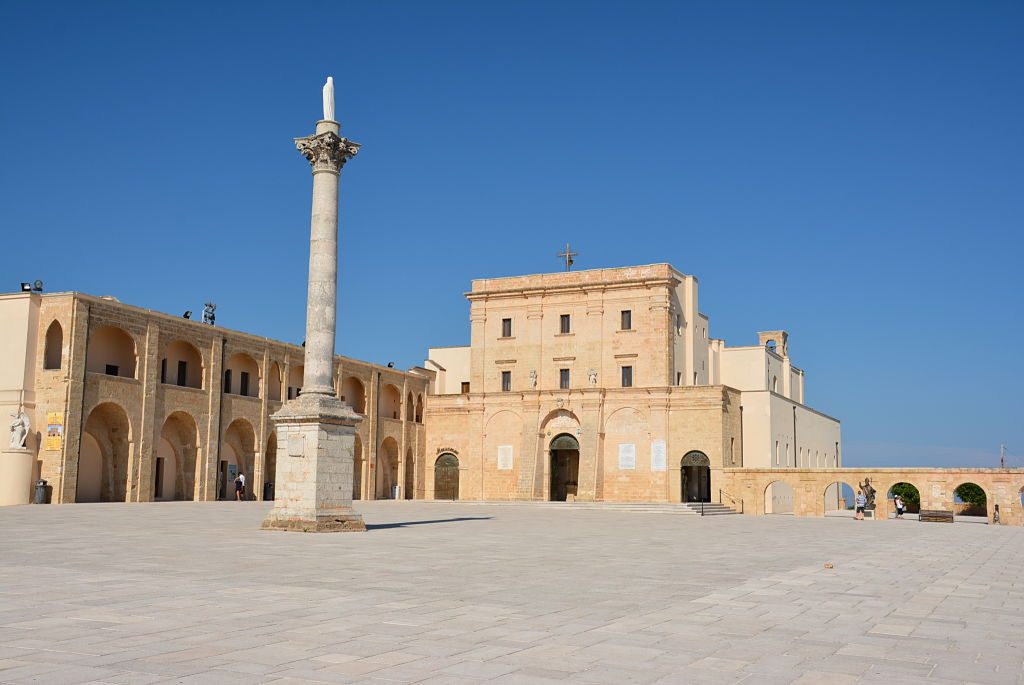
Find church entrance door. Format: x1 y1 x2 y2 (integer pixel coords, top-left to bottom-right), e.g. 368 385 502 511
680 451 711 503
434 453 459 500
549 434 580 501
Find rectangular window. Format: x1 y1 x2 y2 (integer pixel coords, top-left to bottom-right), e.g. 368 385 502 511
501 318 512 337
621 365 633 388
676 314 682 334
693 372 698 385
560 314 571 334
461 381 470 394
501 371 511 392
154 457 164 499
224 369 232 394
287 387 294 400
240 371 250 397
559 368 570 389
105 364 119 377
621 310 632 330
730 438 736 464
160 359 167 383
177 360 187 387
676 371 682 386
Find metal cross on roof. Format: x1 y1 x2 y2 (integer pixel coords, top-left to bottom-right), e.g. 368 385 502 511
557 243 578 272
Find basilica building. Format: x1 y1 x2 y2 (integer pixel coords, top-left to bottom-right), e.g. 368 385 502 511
423 263 841 504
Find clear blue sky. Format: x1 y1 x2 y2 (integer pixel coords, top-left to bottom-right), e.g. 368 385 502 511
2 2 1021 467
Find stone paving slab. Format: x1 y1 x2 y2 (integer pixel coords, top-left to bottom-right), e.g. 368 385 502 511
1 501 1023 684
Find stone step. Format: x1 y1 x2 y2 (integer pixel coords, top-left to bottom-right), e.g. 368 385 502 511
420 500 740 515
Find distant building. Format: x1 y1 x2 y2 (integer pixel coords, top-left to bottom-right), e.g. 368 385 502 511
0 291 428 504
423 264 840 503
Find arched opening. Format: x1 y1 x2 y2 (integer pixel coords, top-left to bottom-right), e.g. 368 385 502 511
78 402 132 502
824 481 857 518
415 395 424 423
381 384 401 420
886 482 921 519
772 376 778 392
404 447 415 499
157 411 199 501
406 392 415 421
162 340 203 388
953 482 988 522
434 453 459 500
221 418 256 500
287 365 303 400
376 437 399 499
765 480 794 514
43 320 63 370
264 433 277 501
268 362 282 402
86 326 137 378
224 353 260 398
341 376 366 414
680 451 711 503
549 433 579 502
352 434 363 500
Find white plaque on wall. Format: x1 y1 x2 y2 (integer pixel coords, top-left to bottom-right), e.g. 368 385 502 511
497 445 513 470
287 434 304 457
651 440 666 472
618 443 636 470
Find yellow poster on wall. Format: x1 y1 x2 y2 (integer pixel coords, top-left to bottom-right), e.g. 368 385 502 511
45 412 63 451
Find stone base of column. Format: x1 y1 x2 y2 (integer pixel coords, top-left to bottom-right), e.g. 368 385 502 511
260 394 366 533
0 447 34 506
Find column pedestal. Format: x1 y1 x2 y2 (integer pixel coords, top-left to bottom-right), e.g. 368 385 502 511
261 395 365 532
0 447 34 506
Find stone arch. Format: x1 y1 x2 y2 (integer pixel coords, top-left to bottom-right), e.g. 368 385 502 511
377 437 399 499
885 481 921 518
953 481 988 520
77 432 103 502
415 394 424 423
352 434 363 500
78 402 132 502
287 365 304 400
405 446 415 499
823 480 857 517
406 392 415 421
381 384 401 420
43 320 63 370
680 451 711 503
162 340 203 389
222 418 256 499
539 408 581 431
157 411 199 501
268 362 282 402
87 325 137 378
341 376 366 414
224 352 260 398
264 432 277 500
765 479 794 514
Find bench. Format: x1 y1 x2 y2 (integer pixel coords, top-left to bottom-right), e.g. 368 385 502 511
919 509 955 523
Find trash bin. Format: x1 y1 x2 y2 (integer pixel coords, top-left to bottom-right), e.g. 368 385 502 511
263 482 274 501
33 480 48 504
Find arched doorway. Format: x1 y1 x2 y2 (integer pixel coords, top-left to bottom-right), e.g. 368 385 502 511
680 451 710 503
404 447 415 500
376 437 399 499
549 433 579 502
765 480 794 514
824 481 857 518
78 402 132 502
953 482 988 522
887 482 921 519
434 453 459 500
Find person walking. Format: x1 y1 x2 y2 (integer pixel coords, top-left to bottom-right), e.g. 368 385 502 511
894 495 905 519
855 490 867 520
234 473 244 501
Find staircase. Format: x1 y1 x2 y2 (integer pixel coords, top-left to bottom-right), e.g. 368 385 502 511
426 500 740 516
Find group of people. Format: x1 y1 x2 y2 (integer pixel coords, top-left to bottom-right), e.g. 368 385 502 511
854 488 906 520
233 472 246 501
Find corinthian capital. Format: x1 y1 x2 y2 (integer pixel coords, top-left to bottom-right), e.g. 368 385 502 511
294 131 361 173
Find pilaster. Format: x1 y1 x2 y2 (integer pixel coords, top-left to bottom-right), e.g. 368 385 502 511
59 298 90 504
132 321 160 502
201 336 225 501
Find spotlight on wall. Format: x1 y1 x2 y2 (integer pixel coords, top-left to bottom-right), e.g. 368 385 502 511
387 362 395 368
19 281 43 292
20 283 31 292
182 310 192 319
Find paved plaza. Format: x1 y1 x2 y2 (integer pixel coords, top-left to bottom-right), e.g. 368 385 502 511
0 502 1022 685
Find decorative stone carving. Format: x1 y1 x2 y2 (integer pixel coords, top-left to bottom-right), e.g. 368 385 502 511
529 370 537 388
588 368 598 386
294 132 360 173
8 411 29 449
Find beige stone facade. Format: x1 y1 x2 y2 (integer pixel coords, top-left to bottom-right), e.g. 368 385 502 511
0 291 428 504
423 263 840 503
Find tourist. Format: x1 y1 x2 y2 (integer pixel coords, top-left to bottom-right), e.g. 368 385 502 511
234 473 244 501
855 490 866 520
894 495 905 519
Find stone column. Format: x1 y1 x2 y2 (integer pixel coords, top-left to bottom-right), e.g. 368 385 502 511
261 105 366 532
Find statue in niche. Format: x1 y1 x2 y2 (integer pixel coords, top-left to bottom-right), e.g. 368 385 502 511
588 369 598 386
8 411 29 449
529 370 537 388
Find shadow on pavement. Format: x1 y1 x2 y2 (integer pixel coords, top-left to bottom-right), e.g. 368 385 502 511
366 516 494 530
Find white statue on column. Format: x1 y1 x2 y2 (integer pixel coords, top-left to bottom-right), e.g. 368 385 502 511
8 411 29 449
322 76 335 122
